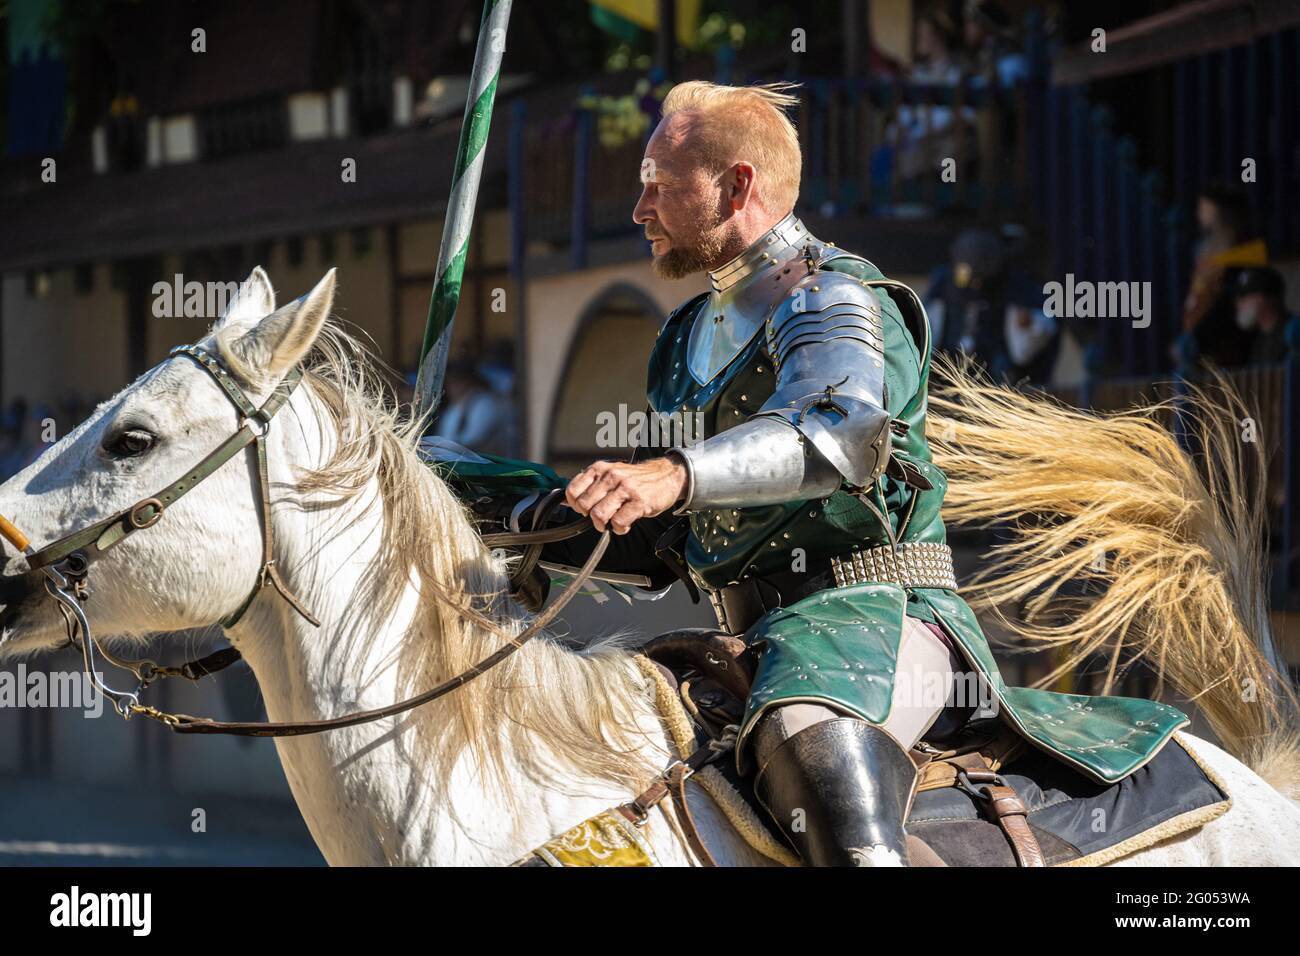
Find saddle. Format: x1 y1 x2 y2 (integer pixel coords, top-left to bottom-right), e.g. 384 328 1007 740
640 629 1230 867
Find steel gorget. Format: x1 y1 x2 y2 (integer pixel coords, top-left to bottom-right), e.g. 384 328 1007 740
686 212 829 385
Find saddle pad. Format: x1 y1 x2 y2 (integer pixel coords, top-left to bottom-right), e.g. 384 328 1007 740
906 733 1231 866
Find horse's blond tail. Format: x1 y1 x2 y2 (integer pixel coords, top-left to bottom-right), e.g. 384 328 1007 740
927 353 1300 800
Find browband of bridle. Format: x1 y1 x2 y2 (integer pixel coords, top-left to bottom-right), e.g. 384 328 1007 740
28 345 318 630
17 342 614 738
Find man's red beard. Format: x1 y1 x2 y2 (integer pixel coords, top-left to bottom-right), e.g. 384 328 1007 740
649 209 744 280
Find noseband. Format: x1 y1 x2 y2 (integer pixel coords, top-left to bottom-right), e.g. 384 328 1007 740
0 342 608 736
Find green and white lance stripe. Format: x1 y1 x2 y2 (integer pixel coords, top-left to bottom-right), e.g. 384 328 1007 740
414 0 514 418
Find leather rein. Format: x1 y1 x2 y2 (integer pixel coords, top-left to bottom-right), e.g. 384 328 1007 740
2 343 609 737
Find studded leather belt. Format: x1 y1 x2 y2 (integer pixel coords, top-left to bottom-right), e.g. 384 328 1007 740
829 541 958 591
705 541 959 636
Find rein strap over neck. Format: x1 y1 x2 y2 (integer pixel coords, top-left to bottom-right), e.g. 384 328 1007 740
138 528 611 736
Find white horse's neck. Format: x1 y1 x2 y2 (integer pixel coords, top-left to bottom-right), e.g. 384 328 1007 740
224 393 683 865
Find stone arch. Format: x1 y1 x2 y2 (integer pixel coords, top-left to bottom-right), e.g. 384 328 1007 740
545 282 665 475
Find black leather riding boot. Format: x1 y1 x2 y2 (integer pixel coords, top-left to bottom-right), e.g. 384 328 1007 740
753 717 918 866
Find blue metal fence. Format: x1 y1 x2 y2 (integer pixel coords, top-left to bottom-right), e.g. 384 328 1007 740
1025 23 1300 605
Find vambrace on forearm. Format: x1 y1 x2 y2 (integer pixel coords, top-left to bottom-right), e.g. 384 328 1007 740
667 417 841 510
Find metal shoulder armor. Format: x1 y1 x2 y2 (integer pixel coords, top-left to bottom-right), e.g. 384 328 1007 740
754 270 891 488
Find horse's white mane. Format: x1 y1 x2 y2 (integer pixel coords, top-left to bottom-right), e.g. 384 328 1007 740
214 318 661 803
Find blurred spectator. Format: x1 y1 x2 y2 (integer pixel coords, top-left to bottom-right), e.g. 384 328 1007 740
430 358 512 457
961 0 1028 88
925 228 1058 384
105 93 146 173
477 339 517 396
1232 266 1294 366
1181 183 1268 368
912 10 964 84
892 11 977 181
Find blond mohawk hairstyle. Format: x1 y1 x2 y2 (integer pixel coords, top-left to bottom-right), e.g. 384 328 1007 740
659 80 803 215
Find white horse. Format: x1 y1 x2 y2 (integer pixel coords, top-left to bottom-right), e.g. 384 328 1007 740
1 268 1298 866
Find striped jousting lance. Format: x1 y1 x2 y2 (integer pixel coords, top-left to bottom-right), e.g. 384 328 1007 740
413 0 514 420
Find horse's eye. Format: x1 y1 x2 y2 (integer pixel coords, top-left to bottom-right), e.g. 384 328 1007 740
106 429 156 458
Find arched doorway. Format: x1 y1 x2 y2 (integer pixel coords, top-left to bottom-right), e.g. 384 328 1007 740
546 283 664 476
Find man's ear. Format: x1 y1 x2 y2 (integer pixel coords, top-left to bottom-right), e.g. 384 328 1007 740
219 266 277 330
728 161 758 212
226 269 336 381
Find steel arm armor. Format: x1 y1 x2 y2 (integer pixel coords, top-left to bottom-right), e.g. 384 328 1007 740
673 272 891 510
668 416 841 510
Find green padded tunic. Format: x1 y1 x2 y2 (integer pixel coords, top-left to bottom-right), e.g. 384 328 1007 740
646 254 1188 783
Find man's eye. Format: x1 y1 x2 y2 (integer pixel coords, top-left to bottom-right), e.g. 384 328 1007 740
106 429 156 458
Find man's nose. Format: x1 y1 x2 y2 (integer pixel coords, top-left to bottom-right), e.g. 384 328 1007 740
632 187 652 226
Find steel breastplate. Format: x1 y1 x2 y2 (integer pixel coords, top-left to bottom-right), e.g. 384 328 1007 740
686 213 829 385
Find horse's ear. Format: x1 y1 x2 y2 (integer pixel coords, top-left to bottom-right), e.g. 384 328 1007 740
219 266 277 329
229 269 335 380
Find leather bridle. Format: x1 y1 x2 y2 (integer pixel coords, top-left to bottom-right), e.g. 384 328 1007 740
0 343 609 736
0 342 735 864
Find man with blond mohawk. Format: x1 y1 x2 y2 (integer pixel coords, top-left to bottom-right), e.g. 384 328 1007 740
516 81 1188 867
